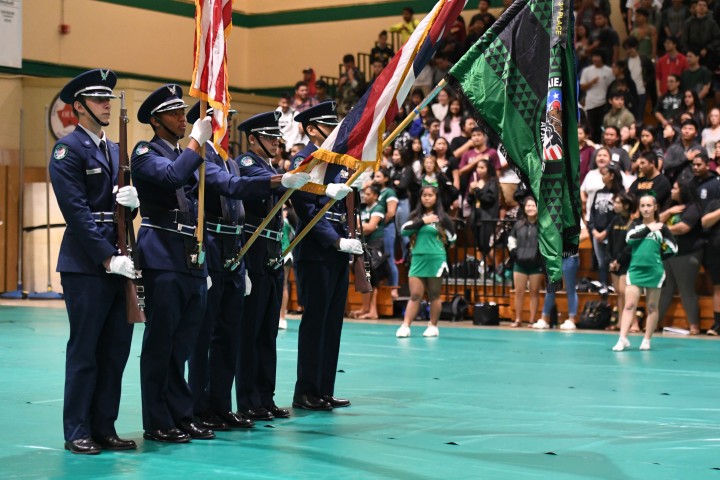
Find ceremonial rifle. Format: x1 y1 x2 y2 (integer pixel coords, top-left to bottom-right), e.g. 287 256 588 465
117 92 146 324
346 183 372 293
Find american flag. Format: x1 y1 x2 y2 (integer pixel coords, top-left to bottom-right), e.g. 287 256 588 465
189 0 232 159
295 0 467 182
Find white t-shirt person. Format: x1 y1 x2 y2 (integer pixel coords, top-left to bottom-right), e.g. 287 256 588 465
580 63 614 110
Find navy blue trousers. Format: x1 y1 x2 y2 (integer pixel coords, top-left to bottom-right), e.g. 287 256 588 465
235 269 282 410
294 259 348 398
189 270 245 415
140 269 206 430
61 273 133 441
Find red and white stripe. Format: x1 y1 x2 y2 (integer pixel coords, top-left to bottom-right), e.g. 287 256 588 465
190 0 232 159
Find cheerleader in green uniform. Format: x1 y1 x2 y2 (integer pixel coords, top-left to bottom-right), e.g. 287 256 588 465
613 193 677 351
396 186 456 338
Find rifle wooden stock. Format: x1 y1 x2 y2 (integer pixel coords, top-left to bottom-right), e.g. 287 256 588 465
346 185 372 293
117 92 146 324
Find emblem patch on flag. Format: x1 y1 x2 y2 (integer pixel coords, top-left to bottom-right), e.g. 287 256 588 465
240 156 254 167
293 157 304 170
53 144 68 160
135 144 150 156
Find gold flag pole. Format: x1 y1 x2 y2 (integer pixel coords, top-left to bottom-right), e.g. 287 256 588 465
225 157 321 270
280 79 448 258
194 99 207 266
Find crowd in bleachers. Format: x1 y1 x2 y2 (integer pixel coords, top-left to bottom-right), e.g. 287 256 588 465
268 2 720 336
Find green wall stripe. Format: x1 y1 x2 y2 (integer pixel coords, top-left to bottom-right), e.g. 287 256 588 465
0 59 288 98
94 0 497 28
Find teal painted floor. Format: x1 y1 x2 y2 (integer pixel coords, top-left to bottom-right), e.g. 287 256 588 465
1 304 719 479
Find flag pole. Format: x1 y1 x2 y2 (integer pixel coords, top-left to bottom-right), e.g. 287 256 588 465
225 157 321 270
195 99 207 266
281 78 447 258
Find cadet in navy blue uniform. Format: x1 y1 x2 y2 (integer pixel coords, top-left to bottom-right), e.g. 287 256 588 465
290 101 360 411
49 69 139 454
185 103 309 429
234 112 313 421
131 85 217 443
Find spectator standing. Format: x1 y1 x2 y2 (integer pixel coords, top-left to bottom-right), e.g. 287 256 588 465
421 153 457 214
449 115 478 160
467 158 500 256
630 8 658 59
607 60 639 118
588 162 624 288
441 98 463 142
654 74 683 128
533 253 581 330
433 137 461 215
355 185 387 320
631 126 664 174
603 90 636 131
629 151 672 207
589 126 633 174
589 13 620 65
612 193 677 351
396 186 457 338
458 128 499 207
276 93 307 152
391 148 419 259
655 37 687 97
681 0 720 70
692 153 720 210
661 0 689 46
658 181 704 335
664 119 701 185
580 50 615 143
314 80 330 103
607 191 640 332
680 49 713 104
337 54 366 118
509 196 544 327
581 147 612 220
370 30 394 65
579 125 598 184
431 89 451 122
701 108 720 156
373 168 400 300
680 89 706 129
421 117 441 155
292 81 318 113
701 197 720 335
389 7 420 44
623 36 655 122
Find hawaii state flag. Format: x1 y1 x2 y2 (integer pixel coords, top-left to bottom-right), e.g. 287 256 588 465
293 0 467 187
190 0 233 159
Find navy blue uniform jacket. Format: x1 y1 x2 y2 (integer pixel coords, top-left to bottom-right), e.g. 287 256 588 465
49 126 119 275
291 143 349 264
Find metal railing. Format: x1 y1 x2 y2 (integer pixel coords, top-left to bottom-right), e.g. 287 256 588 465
443 218 516 305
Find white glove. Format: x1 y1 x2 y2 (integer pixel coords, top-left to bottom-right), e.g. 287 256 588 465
281 172 311 189
207 276 213 290
244 270 252 296
114 185 140 210
325 183 352 200
337 238 363 255
190 116 213 145
107 255 136 279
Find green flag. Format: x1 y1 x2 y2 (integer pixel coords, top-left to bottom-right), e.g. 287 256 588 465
447 0 581 290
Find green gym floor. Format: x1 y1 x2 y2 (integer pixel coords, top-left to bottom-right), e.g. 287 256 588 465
1 303 719 480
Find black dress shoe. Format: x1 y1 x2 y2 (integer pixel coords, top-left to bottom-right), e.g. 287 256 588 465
239 407 274 421
94 434 137 450
216 411 254 429
292 395 333 411
321 395 351 408
143 428 191 443
266 404 291 418
196 411 229 431
64 438 101 455
178 420 215 440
